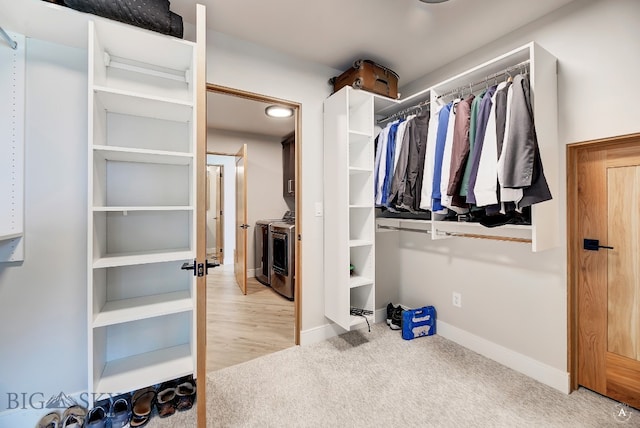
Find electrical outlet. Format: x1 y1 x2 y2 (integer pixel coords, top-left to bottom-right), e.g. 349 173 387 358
452 292 462 308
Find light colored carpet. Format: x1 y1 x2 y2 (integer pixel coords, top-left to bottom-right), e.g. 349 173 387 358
147 323 634 427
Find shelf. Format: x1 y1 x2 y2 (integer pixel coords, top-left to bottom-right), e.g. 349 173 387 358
349 166 372 175
0 232 23 241
93 249 193 269
93 206 193 212
93 291 193 328
349 205 371 209
0 0 197 50
93 145 193 165
348 130 372 140
95 344 193 395
350 276 373 289
350 314 374 328
349 239 373 247
93 86 193 122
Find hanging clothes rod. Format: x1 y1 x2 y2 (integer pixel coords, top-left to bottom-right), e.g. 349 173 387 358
0 27 17 50
377 224 432 234
437 59 530 101
377 223 531 244
377 99 430 125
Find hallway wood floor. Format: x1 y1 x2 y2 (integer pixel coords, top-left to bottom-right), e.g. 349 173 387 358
206 265 295 372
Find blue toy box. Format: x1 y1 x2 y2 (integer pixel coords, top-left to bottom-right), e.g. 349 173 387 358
402 306 436 340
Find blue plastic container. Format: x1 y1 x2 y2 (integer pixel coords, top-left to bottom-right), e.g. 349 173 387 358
401 306 436 340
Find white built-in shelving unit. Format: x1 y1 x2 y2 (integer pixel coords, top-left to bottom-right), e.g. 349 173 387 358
324 87 376 330
374 42 559 252
87 18 198 396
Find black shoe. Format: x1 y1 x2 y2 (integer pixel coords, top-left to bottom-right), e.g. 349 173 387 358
386 303 395 326
390 306 403 330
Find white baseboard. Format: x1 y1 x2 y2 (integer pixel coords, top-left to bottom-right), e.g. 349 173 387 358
300 308 388 345
437 320 570 394
247 268 255 278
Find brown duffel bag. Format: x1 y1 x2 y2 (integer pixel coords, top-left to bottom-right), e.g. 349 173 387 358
330 59 399 99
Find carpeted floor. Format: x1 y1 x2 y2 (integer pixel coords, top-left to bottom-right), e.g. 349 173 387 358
147 323 635 427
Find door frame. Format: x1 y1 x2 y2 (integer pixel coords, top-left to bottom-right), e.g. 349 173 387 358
204 83 302 347
566 131 640 391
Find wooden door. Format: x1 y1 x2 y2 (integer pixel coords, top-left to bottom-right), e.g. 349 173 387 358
206 165 224 264
234 144 248 295
572 134 640 409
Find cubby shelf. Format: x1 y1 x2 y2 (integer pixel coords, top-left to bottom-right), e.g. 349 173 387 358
93 145 193 165
93 291 193 328
93 249 193 269
350 276 373 289
94 344 193 395
93 86 193 122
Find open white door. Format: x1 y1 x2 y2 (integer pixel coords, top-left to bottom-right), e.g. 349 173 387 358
234 144 248 295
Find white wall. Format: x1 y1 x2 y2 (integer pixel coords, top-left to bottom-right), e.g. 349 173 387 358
381 0 640 382
207 154 236 266
0 39 87 420
207 129 289 269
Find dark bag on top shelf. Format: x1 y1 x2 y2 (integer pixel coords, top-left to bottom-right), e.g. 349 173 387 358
330 59 399 99
63 0 184 38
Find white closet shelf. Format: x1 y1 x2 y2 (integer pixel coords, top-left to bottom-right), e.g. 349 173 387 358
350 314 374 328
95 344 193 395
348 130 372 140
350 276 373 289
349 204 371 209
349 167 372 175
93 249 193 269
93 145 193 165
93 291 193 328
93 206 193 212
93 86 193 122
0 232 23 241
349 239 373 247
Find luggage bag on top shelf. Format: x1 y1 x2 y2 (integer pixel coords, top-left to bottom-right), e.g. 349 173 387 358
330 59 399 99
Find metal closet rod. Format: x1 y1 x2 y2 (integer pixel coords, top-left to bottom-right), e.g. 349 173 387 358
377 99 431 125
376 223 532 244
0 27 17 50
437 59 530 101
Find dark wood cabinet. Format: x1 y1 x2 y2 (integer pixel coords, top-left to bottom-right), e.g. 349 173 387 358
282 132 295 197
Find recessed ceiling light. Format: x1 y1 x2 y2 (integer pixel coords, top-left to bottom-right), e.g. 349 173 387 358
419 0 450 3
265 105 294 118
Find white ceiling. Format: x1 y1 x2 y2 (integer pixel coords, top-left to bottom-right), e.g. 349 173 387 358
207 91 294 138
173 0 577 86
183 0 577 136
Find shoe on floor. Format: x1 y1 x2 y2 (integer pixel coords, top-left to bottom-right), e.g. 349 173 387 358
61 405 87 428
85 405 108 428
110 396 131 428
389 305 403 330
37 411 60 428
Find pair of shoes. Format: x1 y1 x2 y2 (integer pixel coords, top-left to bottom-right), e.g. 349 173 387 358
85 396 129 428
386 303 403 330
37 405 88 428
130 387 156 427
85 405 108 428
155 380 178 418
110 396 132 428
37 412 59 428
61 405 87 428
175 376 196 412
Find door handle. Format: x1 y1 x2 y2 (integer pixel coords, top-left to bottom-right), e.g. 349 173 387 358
288 179 294 194
239 224 250 229
583 239 614 251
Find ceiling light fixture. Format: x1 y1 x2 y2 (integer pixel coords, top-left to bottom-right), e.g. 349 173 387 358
265 105 294 118
419 0 450 3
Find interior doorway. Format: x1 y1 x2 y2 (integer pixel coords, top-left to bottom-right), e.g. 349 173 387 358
568 132 640 410
205 83 302 372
